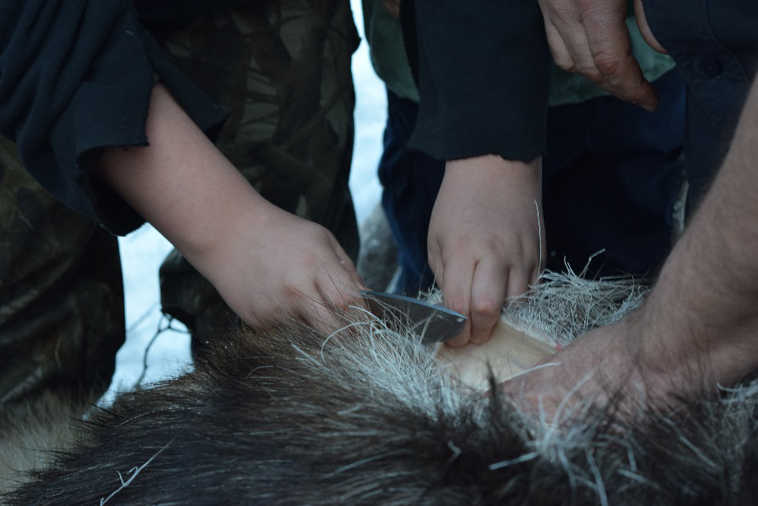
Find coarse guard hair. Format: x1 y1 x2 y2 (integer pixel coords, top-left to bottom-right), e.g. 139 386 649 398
3 271 758 505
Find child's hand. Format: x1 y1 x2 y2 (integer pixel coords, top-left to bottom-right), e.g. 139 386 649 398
199 200 366 332
428 155 544 347
100 84 365 333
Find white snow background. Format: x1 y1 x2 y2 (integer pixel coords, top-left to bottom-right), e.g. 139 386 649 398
103 0 387 404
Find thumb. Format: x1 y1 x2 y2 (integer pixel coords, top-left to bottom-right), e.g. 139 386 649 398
634 0 667 54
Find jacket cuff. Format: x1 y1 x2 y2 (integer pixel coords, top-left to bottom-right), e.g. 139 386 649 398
50 10 227 235
407 0 549 162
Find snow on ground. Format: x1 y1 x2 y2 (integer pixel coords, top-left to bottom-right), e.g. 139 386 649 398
350 0 387 224
103 0 387 404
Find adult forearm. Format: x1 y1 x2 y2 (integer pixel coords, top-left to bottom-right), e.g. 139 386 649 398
639 78 758 388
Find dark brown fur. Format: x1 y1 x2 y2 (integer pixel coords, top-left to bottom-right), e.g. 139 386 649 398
3 316 758 505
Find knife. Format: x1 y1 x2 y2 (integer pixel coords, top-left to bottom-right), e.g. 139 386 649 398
360 290 467 344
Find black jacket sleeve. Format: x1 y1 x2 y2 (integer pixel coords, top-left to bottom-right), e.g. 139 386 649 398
407 0 550 162
0 0 226 234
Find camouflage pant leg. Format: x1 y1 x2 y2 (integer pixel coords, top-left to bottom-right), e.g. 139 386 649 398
0 139 125 408
157 1 361 340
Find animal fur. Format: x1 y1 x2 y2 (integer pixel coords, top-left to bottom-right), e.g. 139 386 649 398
3 273 758 505
0 390 94 494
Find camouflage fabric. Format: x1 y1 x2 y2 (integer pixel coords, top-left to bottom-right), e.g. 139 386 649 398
156 1 360 341
0 1 360 399
0 138 124 407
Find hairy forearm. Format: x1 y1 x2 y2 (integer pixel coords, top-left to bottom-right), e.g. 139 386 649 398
97 84 266 274
639 78 758 388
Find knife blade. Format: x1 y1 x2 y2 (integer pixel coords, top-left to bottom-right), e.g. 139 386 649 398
360 290 467 344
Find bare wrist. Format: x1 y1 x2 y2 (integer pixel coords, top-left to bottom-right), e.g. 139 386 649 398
177 186 271 285
635 249 758 394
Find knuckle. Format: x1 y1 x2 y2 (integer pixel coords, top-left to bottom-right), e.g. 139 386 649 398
593 51 623 77
580 66 603 82
451 234 475 251
332 291 354 311
470 332 493 345
484 235 504 251
576 0 600 19
313 225 333 243
548 3 578 25
474 236 506 257
446 334 470 349
241 303 272 329
300 253 319 271
240 309 260 328
500 242 526 265
472 297 501 319
281 278 304 301
302 221 329 240
444 295 467 315
520 241 540 265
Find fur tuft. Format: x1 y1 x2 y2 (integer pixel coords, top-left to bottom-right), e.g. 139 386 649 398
0 390 93 495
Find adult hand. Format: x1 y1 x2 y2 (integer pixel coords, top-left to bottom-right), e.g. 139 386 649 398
502 276 758 422
536 0 664 111
503 65 758 423
428 155 545 347
500 315 653 422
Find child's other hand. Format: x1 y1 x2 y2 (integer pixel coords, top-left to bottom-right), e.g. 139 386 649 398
428 155 544 347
